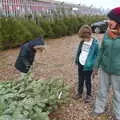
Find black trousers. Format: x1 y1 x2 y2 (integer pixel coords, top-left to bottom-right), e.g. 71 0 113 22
78 63 92 96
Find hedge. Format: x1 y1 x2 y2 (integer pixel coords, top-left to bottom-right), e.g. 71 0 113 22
0 15 106 50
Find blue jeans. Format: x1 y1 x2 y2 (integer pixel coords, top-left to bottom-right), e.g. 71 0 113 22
94 69 120 120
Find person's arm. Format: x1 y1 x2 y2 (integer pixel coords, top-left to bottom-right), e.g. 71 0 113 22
75 41 83 65
94 39 104 70
94 41 99 59
92 40 100 77
22 58 30 67
20 47 31 68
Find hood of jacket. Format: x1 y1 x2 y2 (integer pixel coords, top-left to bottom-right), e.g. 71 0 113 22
22 36 45 49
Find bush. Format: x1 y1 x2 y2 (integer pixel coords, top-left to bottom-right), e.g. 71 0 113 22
0 15 106 50
51 20 68 38
38 19 55 38
81 15 106 25
0 17 32 49
19 19 45 39
70 17 81 33
0 73 70 120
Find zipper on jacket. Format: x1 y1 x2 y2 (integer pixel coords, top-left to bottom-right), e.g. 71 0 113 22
83 39 95 70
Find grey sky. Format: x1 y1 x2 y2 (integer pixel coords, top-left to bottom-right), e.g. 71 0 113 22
57 0 120 9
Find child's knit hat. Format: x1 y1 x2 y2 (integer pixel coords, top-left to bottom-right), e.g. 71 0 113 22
108 7 120 24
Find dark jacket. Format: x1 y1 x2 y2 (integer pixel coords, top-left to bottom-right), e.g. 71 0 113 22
94 33 120 75
15 37 44 73
75 38 99 71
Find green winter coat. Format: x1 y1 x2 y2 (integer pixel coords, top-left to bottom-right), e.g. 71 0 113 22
95 33 120 75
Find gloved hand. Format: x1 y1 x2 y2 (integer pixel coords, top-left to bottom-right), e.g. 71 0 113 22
26 64 30 70
23 59 30 70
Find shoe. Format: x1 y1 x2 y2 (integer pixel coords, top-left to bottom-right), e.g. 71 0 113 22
72 93 82 100
84 95 92 103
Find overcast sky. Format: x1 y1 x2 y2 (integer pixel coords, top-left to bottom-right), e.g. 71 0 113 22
57 0 120 9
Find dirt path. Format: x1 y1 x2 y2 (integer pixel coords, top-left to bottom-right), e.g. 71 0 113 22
0 34 114 120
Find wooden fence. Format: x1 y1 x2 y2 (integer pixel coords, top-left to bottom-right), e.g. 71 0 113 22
0 0 103 17
0 0 57 17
